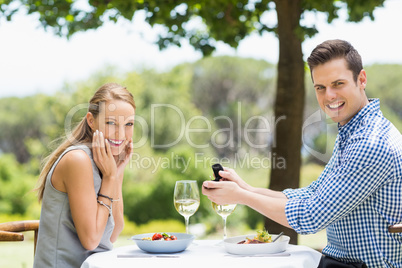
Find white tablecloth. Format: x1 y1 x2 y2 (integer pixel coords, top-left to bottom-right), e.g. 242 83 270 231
81 240 321 268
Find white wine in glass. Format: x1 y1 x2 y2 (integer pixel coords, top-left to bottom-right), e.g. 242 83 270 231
174 180 200 234
212 202 237 240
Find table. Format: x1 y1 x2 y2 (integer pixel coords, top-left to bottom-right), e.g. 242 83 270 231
81 240 322 268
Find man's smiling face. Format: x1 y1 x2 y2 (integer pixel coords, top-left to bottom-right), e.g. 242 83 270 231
312 58 369 126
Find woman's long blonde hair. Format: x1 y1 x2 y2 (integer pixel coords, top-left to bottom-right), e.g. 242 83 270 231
36 83 136 201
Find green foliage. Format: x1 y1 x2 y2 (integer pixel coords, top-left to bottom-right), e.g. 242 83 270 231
0 154 38 216
136 66 209 152
1 1 385 55
365 64 402 118
0 96 49 163
122 144 212 224
190 56 276 157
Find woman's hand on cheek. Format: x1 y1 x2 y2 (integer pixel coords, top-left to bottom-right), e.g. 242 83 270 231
92 130 117 179
116 138 133 178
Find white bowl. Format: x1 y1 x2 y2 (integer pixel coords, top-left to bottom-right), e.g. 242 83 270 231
224 234 290 255
130 232 194 253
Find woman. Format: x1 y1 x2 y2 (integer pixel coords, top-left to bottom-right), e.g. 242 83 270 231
33 83 136 267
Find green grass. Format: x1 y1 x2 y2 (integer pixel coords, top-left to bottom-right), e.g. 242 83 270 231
0 240 35 268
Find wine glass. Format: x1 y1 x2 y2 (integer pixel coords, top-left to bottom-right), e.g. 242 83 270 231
212 202 237 241
173 180 200 234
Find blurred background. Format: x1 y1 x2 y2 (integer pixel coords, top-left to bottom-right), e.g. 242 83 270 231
1 0 401 267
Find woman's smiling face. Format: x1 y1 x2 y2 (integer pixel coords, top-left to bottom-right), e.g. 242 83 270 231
89 99 135 156
312 58 368 126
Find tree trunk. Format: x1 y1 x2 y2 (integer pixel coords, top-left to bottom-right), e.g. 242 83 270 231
265 0 304 245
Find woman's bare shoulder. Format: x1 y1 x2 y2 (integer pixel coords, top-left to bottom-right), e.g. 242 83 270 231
52 149 93 192
59 149 92 168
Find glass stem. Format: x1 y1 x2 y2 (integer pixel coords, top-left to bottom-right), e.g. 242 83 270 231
185 216 190 234
222 216 227 240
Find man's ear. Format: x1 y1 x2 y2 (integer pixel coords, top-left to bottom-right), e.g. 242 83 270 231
358 69 367 90
86 112 96 130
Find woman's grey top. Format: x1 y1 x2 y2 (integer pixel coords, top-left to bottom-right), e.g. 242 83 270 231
33 144 114 268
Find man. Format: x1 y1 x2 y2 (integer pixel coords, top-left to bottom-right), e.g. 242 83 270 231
202 39 402 267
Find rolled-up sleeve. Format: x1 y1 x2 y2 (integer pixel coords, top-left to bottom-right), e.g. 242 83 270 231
286 198 311 234
283 180 318 200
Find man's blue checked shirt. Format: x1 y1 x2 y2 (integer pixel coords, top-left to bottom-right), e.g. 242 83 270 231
283 99 402 267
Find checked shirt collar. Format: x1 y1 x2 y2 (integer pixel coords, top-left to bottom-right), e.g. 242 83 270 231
337 98 379 142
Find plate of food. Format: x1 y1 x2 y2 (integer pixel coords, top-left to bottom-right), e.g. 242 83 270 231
223 230 290 255
130 232 195 253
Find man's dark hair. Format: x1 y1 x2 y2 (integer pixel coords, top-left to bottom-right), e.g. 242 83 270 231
307 39 363 82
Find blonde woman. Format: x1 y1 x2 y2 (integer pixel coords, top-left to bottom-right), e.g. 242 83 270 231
34 83 135 267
